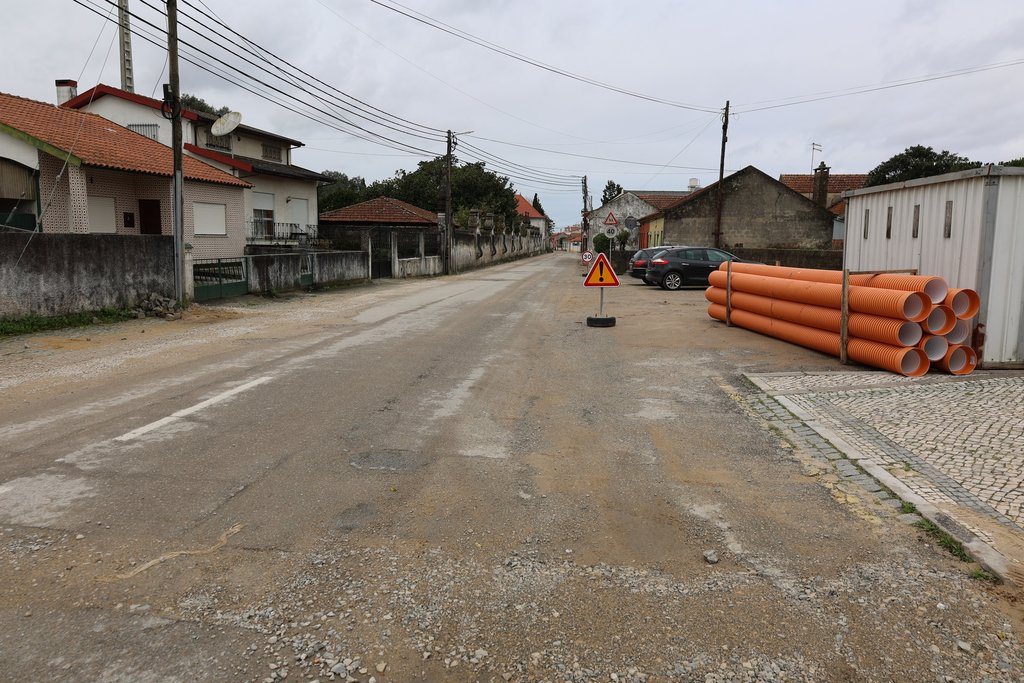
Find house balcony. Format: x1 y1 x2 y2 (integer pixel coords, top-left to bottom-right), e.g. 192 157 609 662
246 221 319 246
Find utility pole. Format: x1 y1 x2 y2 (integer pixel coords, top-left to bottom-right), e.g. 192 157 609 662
445 129 453 275
117 0 135 93
581 175 589 252
714 100 729 249
166 0 184 303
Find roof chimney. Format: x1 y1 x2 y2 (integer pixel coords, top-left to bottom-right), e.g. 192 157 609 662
688 177 700 191
55 79 78 106
812 162 830 207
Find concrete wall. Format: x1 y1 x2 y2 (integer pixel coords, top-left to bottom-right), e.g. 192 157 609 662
729 247 843 270
0 232 173 317
396 256 442 278
451 231 546 272
662 168 834 250
247 251 368 294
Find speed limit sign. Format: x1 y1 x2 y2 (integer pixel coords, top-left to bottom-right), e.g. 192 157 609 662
604 226 617 237
582 250 595 263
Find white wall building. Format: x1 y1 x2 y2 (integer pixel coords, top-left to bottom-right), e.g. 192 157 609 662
843 165 1024 366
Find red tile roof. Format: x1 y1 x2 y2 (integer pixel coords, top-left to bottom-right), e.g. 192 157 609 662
634 192 691 210
0 92 249 187
778 173 868 194
515 193 545 219
319 196 437 225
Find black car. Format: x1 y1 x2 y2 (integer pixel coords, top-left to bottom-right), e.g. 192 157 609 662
627 246 683 282
643 246 745 290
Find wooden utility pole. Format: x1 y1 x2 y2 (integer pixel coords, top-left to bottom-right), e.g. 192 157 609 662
167 0 184 303
714 100 729 248
445 129 453 275
117 0 135 93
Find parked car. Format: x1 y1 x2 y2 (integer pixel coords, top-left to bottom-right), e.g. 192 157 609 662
627 246 683 282
643 247 747 290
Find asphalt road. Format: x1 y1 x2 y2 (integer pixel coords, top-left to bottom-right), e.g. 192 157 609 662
1 253 1021 682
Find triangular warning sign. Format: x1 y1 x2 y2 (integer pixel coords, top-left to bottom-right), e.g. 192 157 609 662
603 212 619 225
583 253 620 287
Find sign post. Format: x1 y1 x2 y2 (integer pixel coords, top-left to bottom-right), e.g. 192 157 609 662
583 252 619 327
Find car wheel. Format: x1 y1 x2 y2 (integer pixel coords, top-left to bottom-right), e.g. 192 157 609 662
662 272 682 290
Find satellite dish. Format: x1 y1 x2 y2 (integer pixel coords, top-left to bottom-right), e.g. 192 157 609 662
210 111 242 136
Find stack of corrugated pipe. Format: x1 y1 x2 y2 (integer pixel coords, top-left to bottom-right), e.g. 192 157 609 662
705 263 980 377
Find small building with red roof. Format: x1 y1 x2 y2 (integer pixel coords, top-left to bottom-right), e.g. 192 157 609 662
514 193 551 238
0 89 251 259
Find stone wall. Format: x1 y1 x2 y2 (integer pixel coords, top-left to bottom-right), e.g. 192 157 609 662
451 231 546 272
729 247 843 270
0 232 174 317
662 167 834 250
247 251 368 294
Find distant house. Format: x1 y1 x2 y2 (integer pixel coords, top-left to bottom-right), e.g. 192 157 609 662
646 166 834 249
780 164 867 247
586 187 696 250
550 232 570 251
515 193 550 237
319 196 441 279
60 81 330 250
0 90 250 258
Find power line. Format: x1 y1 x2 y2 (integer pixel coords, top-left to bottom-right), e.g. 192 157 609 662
464 134 723 170
362 0 720 113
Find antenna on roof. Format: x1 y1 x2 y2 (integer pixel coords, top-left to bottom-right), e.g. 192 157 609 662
211 111 242 136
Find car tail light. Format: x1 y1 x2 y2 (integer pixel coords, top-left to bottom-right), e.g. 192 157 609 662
651 258 668 265
635 259 647 266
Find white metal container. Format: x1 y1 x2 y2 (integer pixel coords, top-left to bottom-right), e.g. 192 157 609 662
843 166 1024 366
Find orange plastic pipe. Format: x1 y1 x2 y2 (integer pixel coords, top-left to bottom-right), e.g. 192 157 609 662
938 345 978 375
721 262 949 304
916 333 949 362
707 303 929 377
705 286 922 346
923 305 956 335
945 318 973 345
708 270 930 322
945 288 980 320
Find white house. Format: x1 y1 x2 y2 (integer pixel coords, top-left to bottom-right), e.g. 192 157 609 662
60 81 330 250
843 165 1024 366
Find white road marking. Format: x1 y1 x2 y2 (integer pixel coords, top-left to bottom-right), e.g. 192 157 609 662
114 376 274 442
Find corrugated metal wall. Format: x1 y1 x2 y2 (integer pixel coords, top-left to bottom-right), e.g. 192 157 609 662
987 176 1024 363
844 176 984 289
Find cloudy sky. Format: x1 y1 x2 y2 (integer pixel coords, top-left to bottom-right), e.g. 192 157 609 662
6 0 1024 228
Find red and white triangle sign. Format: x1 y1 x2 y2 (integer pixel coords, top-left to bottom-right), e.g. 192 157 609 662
603 212 618 225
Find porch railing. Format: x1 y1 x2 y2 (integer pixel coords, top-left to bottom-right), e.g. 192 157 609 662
246 221 319 243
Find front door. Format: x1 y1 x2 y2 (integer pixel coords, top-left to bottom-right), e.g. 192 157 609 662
139 199 162 235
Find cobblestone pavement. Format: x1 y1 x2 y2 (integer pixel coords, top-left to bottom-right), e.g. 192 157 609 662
728 370 1024 582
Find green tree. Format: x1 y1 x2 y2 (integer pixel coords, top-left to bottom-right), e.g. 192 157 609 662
531 193 545 216
592 233 610 255
601 180 623 205
616 228 630 251
866 146 981 186
318 171 367 212
999 157 1024 167
180 93 230 117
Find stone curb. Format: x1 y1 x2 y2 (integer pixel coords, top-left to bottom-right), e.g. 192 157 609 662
772 393 1014 585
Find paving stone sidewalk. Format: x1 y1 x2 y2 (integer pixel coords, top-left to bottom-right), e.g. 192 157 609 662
730 370 1024 581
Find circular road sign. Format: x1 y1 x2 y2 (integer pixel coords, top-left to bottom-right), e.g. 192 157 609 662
604 226 617 237
582 250 595 263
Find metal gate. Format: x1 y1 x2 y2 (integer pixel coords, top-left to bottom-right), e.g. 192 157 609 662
193 258 248 301
299 253 313 288
370 228 392 279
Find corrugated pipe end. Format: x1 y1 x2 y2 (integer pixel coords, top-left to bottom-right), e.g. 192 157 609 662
945 318 973 345
863 274 948 304
902 292 931 323
939 345 978 375
917 334 949 361
898 321 924 347
924 305 956 335
945 288 981 320
848 339 929 377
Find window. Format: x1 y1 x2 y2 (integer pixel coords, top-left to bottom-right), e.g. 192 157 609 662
886 206 893 239
863 208 870 239
944 200 954 238
206 131 231 151
193 202 227 235
912 204 920 238
261 143 282 162
87 196 116 233
705 249 730 263
683 249 704 261
128 123 159 141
